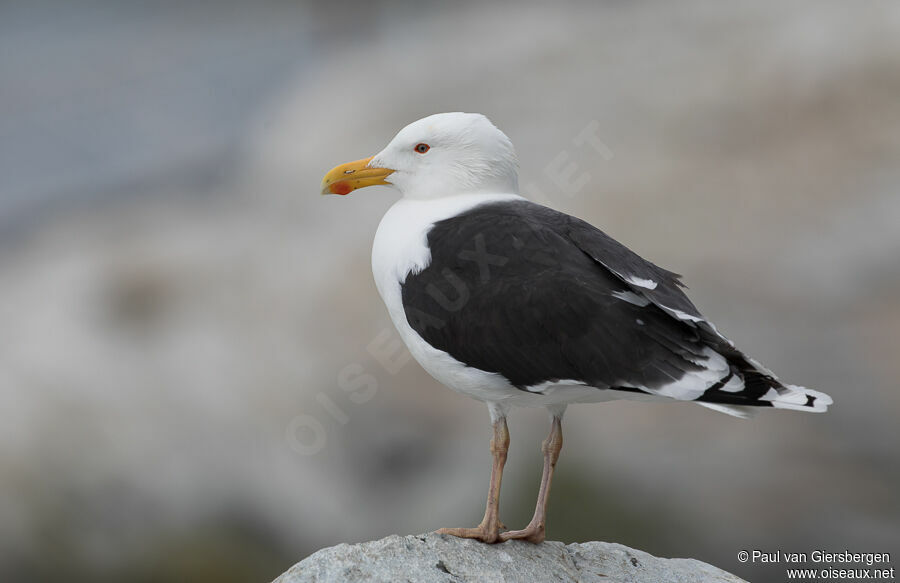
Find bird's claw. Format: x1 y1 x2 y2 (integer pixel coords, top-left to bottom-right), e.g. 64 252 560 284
498 521 545 543
435 524 501 544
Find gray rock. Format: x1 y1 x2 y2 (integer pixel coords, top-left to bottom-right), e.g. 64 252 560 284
274 533 748 583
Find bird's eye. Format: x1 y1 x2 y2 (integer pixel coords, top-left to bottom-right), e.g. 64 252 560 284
414 143 430 154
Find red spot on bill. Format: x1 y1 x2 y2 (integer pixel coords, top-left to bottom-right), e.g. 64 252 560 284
331 181 352 195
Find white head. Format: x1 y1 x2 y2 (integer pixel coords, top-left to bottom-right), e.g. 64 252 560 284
321 112 519 200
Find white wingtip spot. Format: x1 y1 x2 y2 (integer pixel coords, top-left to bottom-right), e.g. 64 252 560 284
764 385 833 413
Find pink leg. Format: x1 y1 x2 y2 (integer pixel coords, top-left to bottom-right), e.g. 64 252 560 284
436 416 510 543
500 415 563 543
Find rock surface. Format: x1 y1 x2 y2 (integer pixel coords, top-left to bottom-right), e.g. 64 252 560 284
274 533 748 583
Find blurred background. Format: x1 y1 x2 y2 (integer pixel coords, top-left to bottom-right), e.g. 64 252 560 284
1 1 899 581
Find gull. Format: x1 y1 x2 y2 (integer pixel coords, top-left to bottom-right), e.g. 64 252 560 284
320 112 832 543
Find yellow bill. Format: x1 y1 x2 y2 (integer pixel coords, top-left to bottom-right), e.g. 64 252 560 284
320 156 394 195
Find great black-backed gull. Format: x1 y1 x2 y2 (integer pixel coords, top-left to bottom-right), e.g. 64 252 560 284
320 112 832 543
